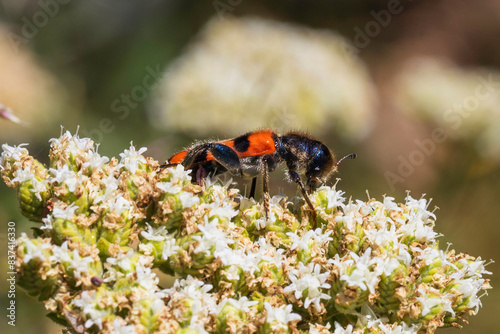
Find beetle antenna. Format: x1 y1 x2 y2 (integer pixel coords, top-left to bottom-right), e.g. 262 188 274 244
335 153 357 167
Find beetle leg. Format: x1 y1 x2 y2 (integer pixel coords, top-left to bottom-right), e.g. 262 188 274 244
159 162 178 169
288 170 317 228
249 177 257 199
262 158 270 220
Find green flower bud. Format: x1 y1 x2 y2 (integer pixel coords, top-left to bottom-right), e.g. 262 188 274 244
214 265 247 294
375 269 406 314
216 301 250 334
256 260 286 293
97 218 134 257
17 179 49 222
329 219 367 257
160 233 214 277
136 298 161 333
16 237 59 301
330 282 369 314
51 217 99 246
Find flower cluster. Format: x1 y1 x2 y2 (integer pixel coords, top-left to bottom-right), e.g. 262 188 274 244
151 17 377 139
1 131 492 333
394 57 500 161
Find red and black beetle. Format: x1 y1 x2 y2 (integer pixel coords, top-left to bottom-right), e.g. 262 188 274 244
162 129 356 223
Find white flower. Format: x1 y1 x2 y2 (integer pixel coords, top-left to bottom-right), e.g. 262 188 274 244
179 191 200 208
156 181 182 194
193 217 234 256
164 276 217 324
41 214 53 230
48 130 71 148
21 236 51 263
49 164 79 192
11 166 34 184
208 201 238 221
168 275 214 296
108 196 131 216
106 249 135 271
255 217 268 230
255 238 286 269
396 244 412 267
93 174 120 204
416 288 444 317
335 209 363 233
51 242 94 279
52 203 79 220
383 196 402 213
288 228 333 251
215 297 258 315
322 187 346 209
405 195 436 220
398 208 438 242
112 319 138 334
328 253 354 274
50 131 96 163
365 223 398 248
221 265 241 281
380 257 401 276
71 290 107 329
228 296 258 312
411 246 456 271
30 178 48 200
456 277 485 314
162 237 180 260
287 231 307 251
135 263 159 294
118 142 147 174
284 262 331 311
332 322 354 334
374 322 420 334
340 248 382 293
151 298 165 314
71 133 94 152
0 143 28 165
457 257 492 277
358 200 375 216
215 248 259 273
140 223 168 241
167 164 192 183
82 152 109 171
10 166 48 200
264 302 301 331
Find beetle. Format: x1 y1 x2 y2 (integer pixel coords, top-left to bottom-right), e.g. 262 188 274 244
162 129 356 224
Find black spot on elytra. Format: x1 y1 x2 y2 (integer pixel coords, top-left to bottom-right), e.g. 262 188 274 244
233 134 250 152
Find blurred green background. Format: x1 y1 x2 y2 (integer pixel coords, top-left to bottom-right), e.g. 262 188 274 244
0 1 498 333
